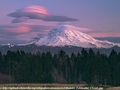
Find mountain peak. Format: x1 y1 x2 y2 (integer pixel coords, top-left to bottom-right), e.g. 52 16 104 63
51 24 76 33
52 24 88 32
34 24 120 48
19 24 120 48
53 24 76 29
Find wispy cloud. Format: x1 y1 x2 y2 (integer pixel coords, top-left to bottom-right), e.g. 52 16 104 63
89 31 120 37
8 5 78 23
12 17 29 23
0 24 51 44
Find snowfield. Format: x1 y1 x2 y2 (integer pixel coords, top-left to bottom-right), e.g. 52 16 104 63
35 25 120 48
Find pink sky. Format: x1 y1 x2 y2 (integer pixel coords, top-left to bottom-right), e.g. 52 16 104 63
0 0 120 44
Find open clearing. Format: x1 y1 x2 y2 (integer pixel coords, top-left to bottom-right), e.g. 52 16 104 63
0 84 98 90
0 84 118 90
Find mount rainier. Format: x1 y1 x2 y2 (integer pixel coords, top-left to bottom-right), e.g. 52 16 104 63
24 24 120 48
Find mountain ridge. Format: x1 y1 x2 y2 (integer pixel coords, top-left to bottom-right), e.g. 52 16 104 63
34 24 120 48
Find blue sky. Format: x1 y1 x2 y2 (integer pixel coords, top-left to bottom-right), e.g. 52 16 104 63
0 0 120 44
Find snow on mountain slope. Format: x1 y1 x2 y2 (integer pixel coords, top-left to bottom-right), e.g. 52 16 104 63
34 24 120 48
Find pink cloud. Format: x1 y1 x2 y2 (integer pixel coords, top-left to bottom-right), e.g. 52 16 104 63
2 25 30 34
13 26 30 33
0 24 50 42
89 32 120 37
21 5 49 15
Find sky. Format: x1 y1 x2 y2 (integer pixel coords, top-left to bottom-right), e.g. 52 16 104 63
0 0 120 44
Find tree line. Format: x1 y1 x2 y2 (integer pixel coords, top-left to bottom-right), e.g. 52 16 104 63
0 49 120 86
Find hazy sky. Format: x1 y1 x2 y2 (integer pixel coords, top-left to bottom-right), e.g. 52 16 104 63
0 0 120 44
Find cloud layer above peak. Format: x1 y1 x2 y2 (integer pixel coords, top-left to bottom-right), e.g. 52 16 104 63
8 5 78 23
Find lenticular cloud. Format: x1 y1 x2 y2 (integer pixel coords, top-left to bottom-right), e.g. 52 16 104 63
21 5 49 15
8 5 78 23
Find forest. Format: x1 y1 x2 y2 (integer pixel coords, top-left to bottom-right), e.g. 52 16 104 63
0 48 120 86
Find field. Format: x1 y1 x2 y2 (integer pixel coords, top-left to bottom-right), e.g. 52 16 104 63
0 84 104 90
0 84 119 90
0 83 86 87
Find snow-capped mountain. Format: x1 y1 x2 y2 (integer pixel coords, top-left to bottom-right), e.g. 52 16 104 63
31 24 120 48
